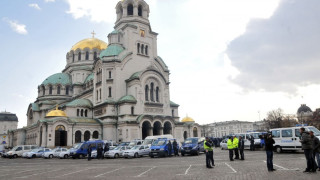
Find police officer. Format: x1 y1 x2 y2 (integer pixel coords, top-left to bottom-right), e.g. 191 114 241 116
87 144 92 161
227 136 234 161
204 137 214 168
233 135 239 159
238 136 245 160
173 139 179 156
168 140 172 157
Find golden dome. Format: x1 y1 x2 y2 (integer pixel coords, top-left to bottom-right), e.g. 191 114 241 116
46 106 67 118
181 116 195 122
70 38 108 51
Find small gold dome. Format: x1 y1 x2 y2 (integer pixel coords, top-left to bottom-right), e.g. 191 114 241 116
181 116 195 122
46 106 67 118
70 38 108 51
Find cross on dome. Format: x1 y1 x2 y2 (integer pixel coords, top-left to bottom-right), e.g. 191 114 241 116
91 31 96 38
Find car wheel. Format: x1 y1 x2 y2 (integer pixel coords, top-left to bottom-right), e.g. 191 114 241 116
181 153 185 156
79 154 84 159
49 154 53 159
164 151 168 157
276 146 282 153
134 153 138 158
114 154 119 158
32 155 36 158
64 154 68 159
13 154 17 158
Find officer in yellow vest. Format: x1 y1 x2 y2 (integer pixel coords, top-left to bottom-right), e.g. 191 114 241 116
204 137 214 168
227 136 234 161
233 135 239 159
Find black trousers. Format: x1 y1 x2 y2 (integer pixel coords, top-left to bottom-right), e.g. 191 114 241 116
239 148 244 160
87 152 91 161
229 149 234 161
173 148 179 156
304 149 315 171
234 148 239 159
206 151 214 167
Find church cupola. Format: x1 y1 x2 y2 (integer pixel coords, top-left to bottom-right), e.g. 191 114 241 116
115 0 150 27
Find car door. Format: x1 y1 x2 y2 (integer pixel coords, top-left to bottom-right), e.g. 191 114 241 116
144 145 150 155
54 149 61 157
280 129 295 150
294 128 302 149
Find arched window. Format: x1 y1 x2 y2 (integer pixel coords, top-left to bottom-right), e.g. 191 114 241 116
49 85 52 95
109 71 112 79
145 45 148 55
156 87 159 102
94 52 97 60
66 86 69 95
137 43 140 54
138 5 143 16
42 86 45 96
127 4 133 16
145 85 149 101
77 109 79 117
72 53 75 62
85 109 88 117
81 109 84 117
85 51 89 60
108 87 112 97
131 107 134 115
141 44 144 54
84 131 90 141
150 83 154 101
92 131 99 139
96 90 98 101
57 86 61 95
78 52 81 61
99 89 102 99
75 131 81 143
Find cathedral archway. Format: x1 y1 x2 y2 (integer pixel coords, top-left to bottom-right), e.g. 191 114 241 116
142 121 151 139
75 131 81 143
163 121 172 135
84 131 90 141
153 121 162 135
193 127 198 137
92 131 99 139
55 125 67 147
183 131 188 140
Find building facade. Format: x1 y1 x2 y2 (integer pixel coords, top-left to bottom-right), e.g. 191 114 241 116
0 112 18 147
202 120 254 137
9 0 200 148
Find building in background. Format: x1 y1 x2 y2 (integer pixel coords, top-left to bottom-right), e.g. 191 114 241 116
0 112 18 147
202 120 254 137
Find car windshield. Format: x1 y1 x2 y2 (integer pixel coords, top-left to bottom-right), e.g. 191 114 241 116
184 138 197 144
142 139 153 145
152 140 166 146
131 146 140 150
308 127 320 136
12 146 21 151
31 149 39 152
73 143 82 149
113 146 122 150
251 133 260 139
128 142 136 146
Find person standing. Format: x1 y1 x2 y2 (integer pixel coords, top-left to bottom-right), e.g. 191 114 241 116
238 136 245 160
204 137 214 168
250 135 255 151
173 139 179 156
310 131 320 171
233 135 239 159
104 143 110 159
265 133 276 172
227 136 234 161
167 140 172 157
300 127 314 173
97 144 103 160
87 144 92 161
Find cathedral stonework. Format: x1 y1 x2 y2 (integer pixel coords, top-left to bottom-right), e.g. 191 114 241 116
8 0 200 148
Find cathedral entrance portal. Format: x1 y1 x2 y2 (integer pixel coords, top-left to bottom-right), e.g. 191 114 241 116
153 121 161 135
193 127 198 137
142 121 152 139
163 122 172 135
55 125 67 147
183 131 188 140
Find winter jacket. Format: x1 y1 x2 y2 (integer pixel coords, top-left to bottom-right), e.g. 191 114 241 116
265 138 275 151
238 139 245 150
300 131 312 150
311 135 320 153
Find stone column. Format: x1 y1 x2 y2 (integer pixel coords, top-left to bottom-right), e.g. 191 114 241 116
149 127 153 136
160 127 164 135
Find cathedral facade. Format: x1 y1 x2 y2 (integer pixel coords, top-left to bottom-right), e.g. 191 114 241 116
9 0 201 148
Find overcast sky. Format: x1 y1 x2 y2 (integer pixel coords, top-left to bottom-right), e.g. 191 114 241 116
1 0 320 128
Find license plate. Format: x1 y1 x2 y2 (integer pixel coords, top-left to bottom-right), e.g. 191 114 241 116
186 150 190 152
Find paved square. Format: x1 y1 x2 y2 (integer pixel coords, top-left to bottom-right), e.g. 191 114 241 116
0 149 318 180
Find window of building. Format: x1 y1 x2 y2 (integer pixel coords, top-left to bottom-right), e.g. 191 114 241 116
78 52 81 61
96 90 98 101
150 83 154 101
156 87 159 102
94 52 97 60
81 109 83 117
145 45 148 55
145 85 149 101
72 53 75 62
141 44 144 54
49 86 52 95
57 86 61 95
85 109 88 117
127 4 133 15
108 87 112 97
85 51 89 60
99 89 102 100
66 86 69 95
138 5 142 16
137 43 140 54
77 109 79 116
42 86 45 96
109 71 112 79
131 107 134 115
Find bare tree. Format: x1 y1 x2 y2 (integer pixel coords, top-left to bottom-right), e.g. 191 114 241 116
265 108 284 129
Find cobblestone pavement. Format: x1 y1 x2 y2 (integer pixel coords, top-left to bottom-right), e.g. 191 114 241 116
0 148 319 180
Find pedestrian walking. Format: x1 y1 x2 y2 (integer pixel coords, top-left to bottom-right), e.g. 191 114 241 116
250 135 255 151
87 144 92 161
204 137 214 168
300 127 315 173
238 136 245 160
233 135 239 159
97 144 103 160
265 133 275 172
227 136 234 161
310 131 320 171
168 140 172 157
173 139 179 156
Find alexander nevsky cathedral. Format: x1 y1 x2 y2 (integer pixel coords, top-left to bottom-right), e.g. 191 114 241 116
8 0 200 148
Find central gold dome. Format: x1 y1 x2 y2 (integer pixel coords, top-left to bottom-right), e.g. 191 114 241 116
70 38 108 51
181 116 195 122
46 106 67 118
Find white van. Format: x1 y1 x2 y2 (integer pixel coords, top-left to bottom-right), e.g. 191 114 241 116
142 135 174 147
270 126 320 153
7 145 38 158
234 133 251 149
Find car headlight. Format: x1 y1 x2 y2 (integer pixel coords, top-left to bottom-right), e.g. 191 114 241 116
180 147 184 150
160 148 164 151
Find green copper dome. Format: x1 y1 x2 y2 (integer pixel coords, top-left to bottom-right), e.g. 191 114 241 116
66 99 93 108
99 44 124 58
41 73 71 86
84 73 94 83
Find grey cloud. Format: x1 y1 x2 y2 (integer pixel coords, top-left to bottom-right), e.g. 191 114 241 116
226 0 320 93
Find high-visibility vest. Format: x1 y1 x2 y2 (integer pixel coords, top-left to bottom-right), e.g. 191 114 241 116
233 137 239 148
204 140 213 151
227 139 233 149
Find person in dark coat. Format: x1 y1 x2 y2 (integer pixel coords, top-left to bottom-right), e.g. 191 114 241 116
87 144 92 161
250 135 255 151
103 143 110 159
238 136 245 160
310 131 319 171
97 144 103 160
167 140 172 156
300 127 314 173
265 133 275 172
172 139 179 156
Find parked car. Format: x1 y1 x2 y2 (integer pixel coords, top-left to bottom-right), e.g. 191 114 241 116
69 140 104 159
128 139 144 148
142 135 174 147
180 137 205 156
123 145 150 158
149 138 179 158
220 139 228 150
6 145 38 158
105 146 131 158
59 149 70 159
27 148 51 159
43 148 68 159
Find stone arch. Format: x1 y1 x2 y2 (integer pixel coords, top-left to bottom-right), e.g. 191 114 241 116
75 130 81 143
127 3 133 16
84 130 90 141
92 131 99 139
54 125 67 147
163 121 172 135
193 127 198 137
142 121 152 139
153 121 162 136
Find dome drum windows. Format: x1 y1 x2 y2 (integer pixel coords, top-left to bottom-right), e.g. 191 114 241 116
77 108 88 117
137 42 149 56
